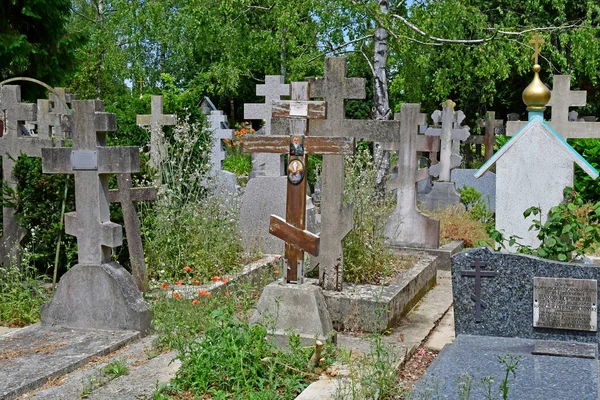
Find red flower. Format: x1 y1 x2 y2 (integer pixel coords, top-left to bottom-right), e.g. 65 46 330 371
193 280 200 285
221 278 228 284
183 266 192 272
175 280 183 285
211 276 220 282
198 290 206 296
225 291 229 297
192 299 200 305
205 292 211 297
173 291 182 299
161 283 168 290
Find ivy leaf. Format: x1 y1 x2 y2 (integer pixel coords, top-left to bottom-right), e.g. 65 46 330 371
558 253 568 261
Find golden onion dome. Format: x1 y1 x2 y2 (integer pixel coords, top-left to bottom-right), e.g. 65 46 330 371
522 64 551 112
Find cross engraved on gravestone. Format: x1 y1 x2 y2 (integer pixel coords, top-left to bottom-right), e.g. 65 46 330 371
42 100 140 265
243 81 354 283
533 277 597 332
243 75 290 177
460 260 497 323
109 174 156 292
136 96 176 170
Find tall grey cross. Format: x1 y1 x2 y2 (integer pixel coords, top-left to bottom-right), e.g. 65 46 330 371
0 85 46 263
207 110 234 174
136 96 176 170
507 75 600 139
42 100 140 265
109 174 156 291
460 260 497 323
244 76 290 177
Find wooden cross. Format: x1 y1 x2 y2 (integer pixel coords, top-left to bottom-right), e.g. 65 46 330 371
530 32 544 65
42 100 140 265
460 260 497 323
136 96 176 171
477 111 503 161
109 174 157 292
243 81 354 283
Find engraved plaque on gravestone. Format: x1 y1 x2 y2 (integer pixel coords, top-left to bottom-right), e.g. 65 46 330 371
71 150 98 170
533 277 598 332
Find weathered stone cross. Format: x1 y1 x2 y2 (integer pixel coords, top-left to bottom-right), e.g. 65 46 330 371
136 96 176 170
243 75 290 177
478 111 503 161
0 85 44 263
506 75 599 138
207 110 234 174
425 100 470 182
243 81 354 283
42 100 140 265
460 260 497 323
36 87 72 138
109 174 156 291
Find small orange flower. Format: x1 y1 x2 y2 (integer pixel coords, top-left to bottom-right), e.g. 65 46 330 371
161 282 168 290
225 291 229 297
193 280 200 285
173 291 182 299
198 290 206 296
183 266 192 272
211 276 220 282
221 278 228 284
175 280 183 285
192 299 200 305
204 292 211 297
274 269 280 275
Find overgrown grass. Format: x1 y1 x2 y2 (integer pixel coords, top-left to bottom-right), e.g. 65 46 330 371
430 205 491 248
343 149 396 284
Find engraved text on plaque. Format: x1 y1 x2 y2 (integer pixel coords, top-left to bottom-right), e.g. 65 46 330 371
533 277 597 332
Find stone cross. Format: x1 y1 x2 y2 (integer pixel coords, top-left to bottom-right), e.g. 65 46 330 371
136 96 176 170
382 105 441 249
36 87 73 138
425 100 470 182
243 82 353 283
0 85 43 263
244 76 290 177
507 75 600 139
478 111 503 161
109 174 156 292
460 260 497 323
42 100 140 265
305 57 405 290
207 110 233 174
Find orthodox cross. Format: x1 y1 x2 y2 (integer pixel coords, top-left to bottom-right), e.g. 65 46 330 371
530 32 544 65
136 96 176 171
242 81 354 283
460 260 497 323
42 100 140 265
478 111 503 161
109 174 157 291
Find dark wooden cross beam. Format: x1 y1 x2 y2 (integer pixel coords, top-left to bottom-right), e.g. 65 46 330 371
460 260 498 323
243 81 354 283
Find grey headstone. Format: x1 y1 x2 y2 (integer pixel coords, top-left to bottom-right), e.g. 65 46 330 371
451 168 496 212
414 334 598 400
452 247 600 343
136 96 176 170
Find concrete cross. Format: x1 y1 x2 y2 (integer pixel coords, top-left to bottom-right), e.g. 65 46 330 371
477 111 503 161
507 75 600 139
425 100 470 182
243 81 354 283
136 96 176 170
109 174 156 292
382 105 440 249
207 110 233 174
460 260 497 323
42 100 140 265
243 76 290 177
36 88 73 138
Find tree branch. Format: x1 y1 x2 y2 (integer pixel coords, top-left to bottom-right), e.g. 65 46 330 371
488 23 585 35
391 13 498 44
71 9 97 24
307 34 372 63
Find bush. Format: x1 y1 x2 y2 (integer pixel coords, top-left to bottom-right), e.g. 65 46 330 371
431 205 491 248
0 261 50 326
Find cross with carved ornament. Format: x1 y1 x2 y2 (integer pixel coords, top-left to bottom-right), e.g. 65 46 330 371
243 81 354 283
530 32 544 65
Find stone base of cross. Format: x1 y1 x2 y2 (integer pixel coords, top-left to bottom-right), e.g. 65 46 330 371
243 82 354 283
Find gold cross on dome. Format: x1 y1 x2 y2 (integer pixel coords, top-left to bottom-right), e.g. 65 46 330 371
529 32 545 65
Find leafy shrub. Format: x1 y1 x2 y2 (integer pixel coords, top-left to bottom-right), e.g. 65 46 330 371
457 186 494 232
0 261 49 326
430 205 491 248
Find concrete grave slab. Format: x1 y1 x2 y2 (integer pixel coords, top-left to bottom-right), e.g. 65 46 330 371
0 324 140 400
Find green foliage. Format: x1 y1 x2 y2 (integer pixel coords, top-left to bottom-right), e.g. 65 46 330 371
495 187 600 261
154 302 324 400
0 262 49 327
571 138 600 202
342 149 395 284
141 116 243 284
457 186 494 233
7 155 77 275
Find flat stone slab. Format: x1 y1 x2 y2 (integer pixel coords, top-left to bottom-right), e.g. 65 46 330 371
322 253 441 332
414 334 598 400
532 340 597 359
0 324 140 400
